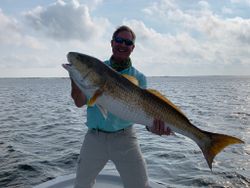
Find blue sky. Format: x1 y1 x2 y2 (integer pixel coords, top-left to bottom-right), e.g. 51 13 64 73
0 0 250 77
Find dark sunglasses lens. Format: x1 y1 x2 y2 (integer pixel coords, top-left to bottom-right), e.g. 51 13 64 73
114 37 133 46
114 37 123 44
124 40 133 46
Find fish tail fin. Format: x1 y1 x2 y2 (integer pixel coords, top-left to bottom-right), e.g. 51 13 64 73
199 131 244 170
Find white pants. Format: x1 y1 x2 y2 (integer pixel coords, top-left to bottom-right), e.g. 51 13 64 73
74 127 151 188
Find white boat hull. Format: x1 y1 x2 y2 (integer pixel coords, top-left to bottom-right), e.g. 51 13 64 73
34 171 166 188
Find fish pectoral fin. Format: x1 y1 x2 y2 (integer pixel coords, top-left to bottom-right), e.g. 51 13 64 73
87 87 108 119
87 89 103 107
147 89 186 117
97 105 108 119
199 131 244 170
122 74 139 85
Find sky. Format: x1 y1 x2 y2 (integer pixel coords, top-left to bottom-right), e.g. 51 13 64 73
0 0 250 77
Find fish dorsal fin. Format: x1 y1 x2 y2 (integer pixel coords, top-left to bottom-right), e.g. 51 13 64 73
122 74 139 85
147 89 186 117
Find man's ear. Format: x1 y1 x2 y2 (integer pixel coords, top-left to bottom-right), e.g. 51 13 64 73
131 44 135 51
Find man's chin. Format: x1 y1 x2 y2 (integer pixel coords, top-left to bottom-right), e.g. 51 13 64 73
113 54 130 61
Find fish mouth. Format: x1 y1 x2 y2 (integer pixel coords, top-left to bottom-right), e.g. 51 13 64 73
62 63 72 69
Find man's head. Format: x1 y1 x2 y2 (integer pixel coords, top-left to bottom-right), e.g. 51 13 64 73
111 25 136 61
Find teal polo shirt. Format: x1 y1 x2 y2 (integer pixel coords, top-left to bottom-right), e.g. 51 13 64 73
85 59 147 132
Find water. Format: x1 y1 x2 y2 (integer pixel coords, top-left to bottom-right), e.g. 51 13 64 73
0 76 249 188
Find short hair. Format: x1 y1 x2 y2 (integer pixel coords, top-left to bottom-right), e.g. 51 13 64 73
112 25 136 42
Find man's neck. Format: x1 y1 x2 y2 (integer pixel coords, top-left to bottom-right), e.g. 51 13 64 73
110 56 132 72
111 56 128 63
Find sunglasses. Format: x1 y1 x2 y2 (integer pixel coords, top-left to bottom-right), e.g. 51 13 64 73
113 37 134 46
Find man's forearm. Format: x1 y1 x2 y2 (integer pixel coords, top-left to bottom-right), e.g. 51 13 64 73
71 79 87 107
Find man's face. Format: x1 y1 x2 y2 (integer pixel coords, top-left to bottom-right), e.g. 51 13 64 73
111 30 135 61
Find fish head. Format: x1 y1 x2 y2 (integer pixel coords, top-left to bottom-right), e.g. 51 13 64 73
67 52 97 78
63 52 105 96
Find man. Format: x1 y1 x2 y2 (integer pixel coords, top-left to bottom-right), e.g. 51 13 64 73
71 25 172 188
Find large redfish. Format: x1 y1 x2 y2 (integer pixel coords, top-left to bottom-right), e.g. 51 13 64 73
63 52 244 169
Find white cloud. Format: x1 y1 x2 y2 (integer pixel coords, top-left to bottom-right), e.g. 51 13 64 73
141 1 250 58
0 1 112 76
231 0 250 6
142 0 177 17
0 54 41 68
0 9 44 49
123 20 203 70
82 0 103 10
222 7 233 14
0 0 249 77
123 12 250 75
198 1 210 10
23 0 110 41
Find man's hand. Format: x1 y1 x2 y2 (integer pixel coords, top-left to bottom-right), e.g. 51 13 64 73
146 119 173 136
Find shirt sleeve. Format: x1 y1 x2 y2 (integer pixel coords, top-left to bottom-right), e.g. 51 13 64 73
139 74 147 89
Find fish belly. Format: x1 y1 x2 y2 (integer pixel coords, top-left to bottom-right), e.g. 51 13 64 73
97 94 153 126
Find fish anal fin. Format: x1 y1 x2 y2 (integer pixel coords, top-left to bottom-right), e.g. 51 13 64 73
122 74 139 85
97 105 108 119
199 131 244 170
147 89 186 117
